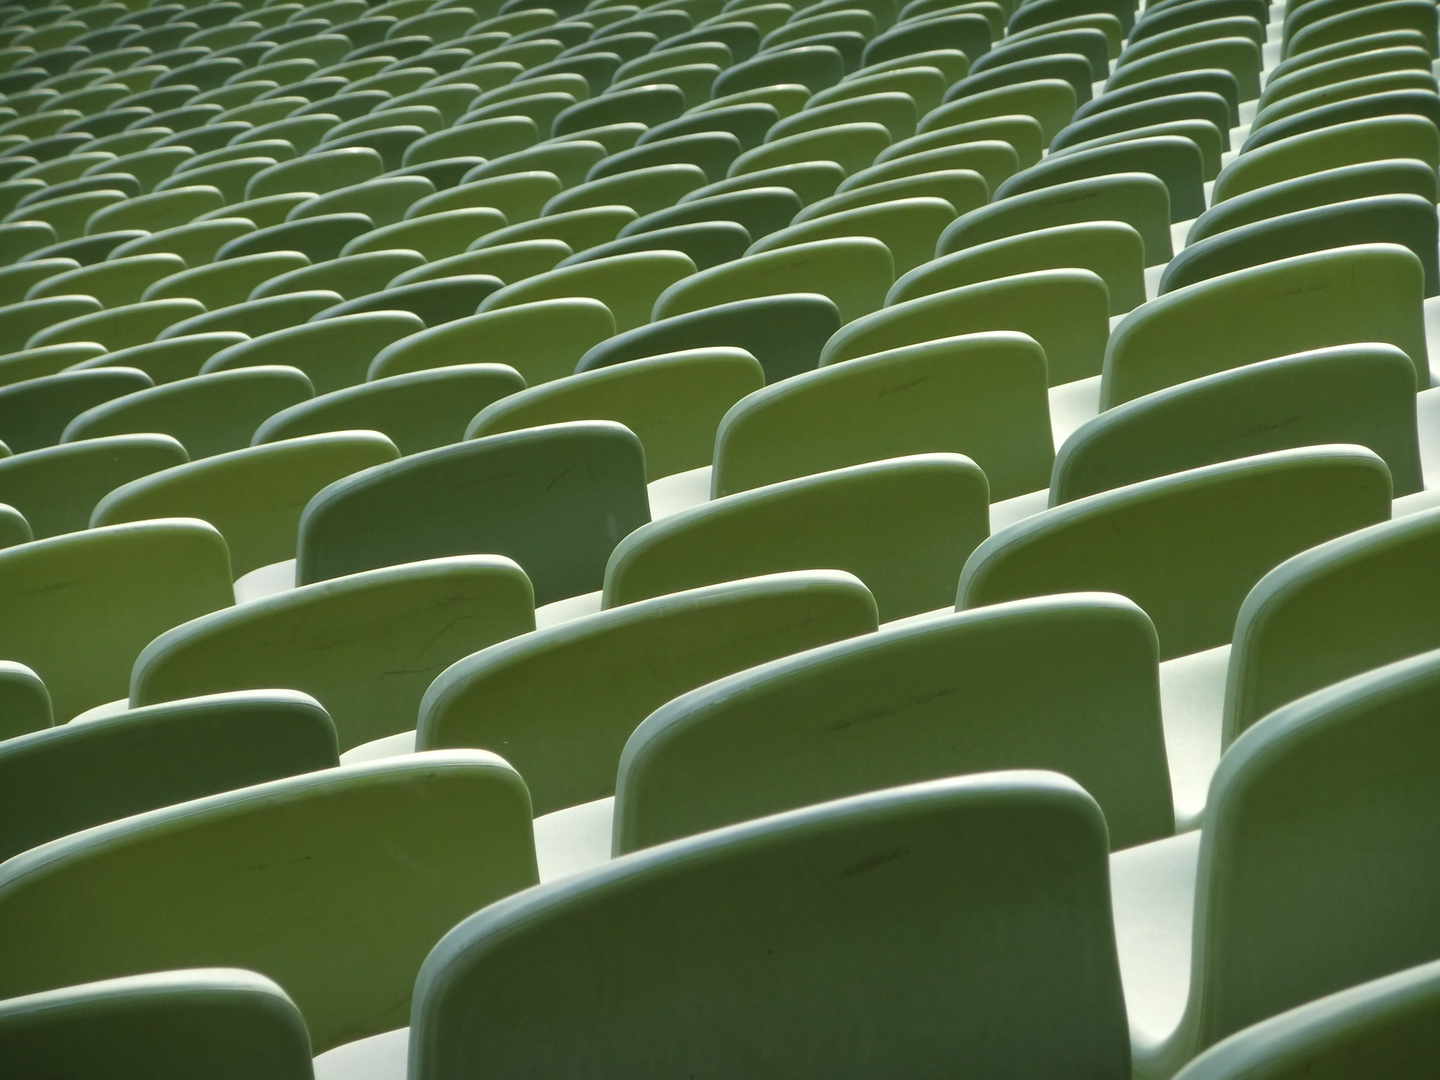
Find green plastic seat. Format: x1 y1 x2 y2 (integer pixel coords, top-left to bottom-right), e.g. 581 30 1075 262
1244 89 1440 160
4 188 129 241
716 330 1052 501
156 290 343 340
0 342 105 389
1058 343 1423 504
463 139 607 188
557 219 751 269
946 53 1095 114
24 253 185 307
0 689 337 863
1054 90 1233 155
476 250 695 331
586 131 743 183
467 202 637 252
0 258 79 306
369 297 614 383
0 751 536 1053
1289 1 1438 59
0 661 52 743
864 11 992 67
401 115 539 166
286 175 436 226
0 434 188 540
133 556 534 751
747 195 954 274
407 771 1126 1077
109 217 258 265
0 970 313 1080
202 312 425 394
1248 68 1440 137
1107 37 1263 101
994 135 1205 221
92 431 398 578
959 446 1393 660
311 276 503 326
152 154 280 202
84 184 225 235
337 206 506 259
0 295 101 351
617 592 1169 852
622 184 803 240
578 293 841 382
710 43 845 97
200 194 314 231
67 333 249 386
58 363 309 462
0 367 153 453
469 348 763 480
404 170 562 222
298 421 650 604
767 91 918 145
388 238 572 286
919 77 1077 142
797 166 990 220
138 248 304 307
1260 45 1433 111
540 161 707 217
0 501 32 548
214 212 375 262
808 62 948 115
1103 245 1428 408
25 297 207 351
729 120 893 176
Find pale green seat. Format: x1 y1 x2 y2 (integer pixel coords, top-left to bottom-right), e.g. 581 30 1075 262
558 220 753 270
213 213 374 263
285 175 437 227
369 298 614 383
994 135 1206 221
0 258 79 307
679 160 847 206
468 349 763 481
0 751 537 1053
577 293 842 383
475 250 696 331
132 556 534 752
388 239 572 286
1259 45 1432 112
199 312 425 395
1289 1 1439 60
0 501 31 549
418 571 876 814
84 185 225 235
1106 37 1263 101
403 171 562 222
332 207 503 260
0 520 233 722
248 250 427 301
880 114 1045 172
405 771 1127 1078
728 120 893 176
61 367 315 461
606 453 988 620
1055 345 1425 504
809 64 948 115
312 276 504 326
0 295 102 352
152 155 280 203
141 252 310 309
767 91 918 145
109 217 258 266
621 185 803 241
919 78 1077 143
23 253 185 307
467 203 638 253
585 131 743 184
1102 245 1428 408
0 662 51 743
959 446 1393 661
68 333 249 386
747 196 954 274
823 269 1110 386
0 434 188 540
463 93 578 138
1111 646 1440 1080
1053 90 1233 154
1242 89 1440 160
0 971 313 1080
652 237 892 323
255 365 524 455
0 367 153 453
26 298 206 351
0 221 59 265
617 592 1170 853
4 188 128 241
715 331 1053 501
297 421 650 605
156 290 344 341
0 689 337 863
540 162 708 217
945 53 1095 112
462 139 607 188
1248 70 1440 139
865 11 993 67
840 136 1021 194
0 343 105 389
709 43 846 96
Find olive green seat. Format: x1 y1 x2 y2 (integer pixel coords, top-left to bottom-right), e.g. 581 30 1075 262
680 160 847 207
388 238 572 286
312 275 504 326
617 592 1170 854
864 11 993 67
25 297 207 352
960 446 1393 661
558 220 752 270
0 520 233 722
4 188 129 241
0 970 314 1080
468 203 637 253
750 196 954 274
198 312 425 395
463 139 607 188
1103 245 1428 408
469 349 763 482
1260 45 1432 112
729 120 893 177
297 421 650 606
1053 90 1233 154
765 91 919 146
715 331 1052 502
0 434 188 540
403 170 562 223
245 148 386 201
248 250 427 301
1186 160 1439 245
141 253 308 310
417 570 876 815
585 131 743 183
823 269 1109 386
621 184 803 240
808 63 948 115
651 237 891 323
577 293 842 383
156 290 343 340
338 206 507 259
1112 646 1440 1079
0 221 58 266
918 77 1077 142
0 343 104 391
211 213 374 263
606 453 988 620
0 367 153 453
939 173 1174 266
994 135 1206 221
286 175 437 227
0 689 338 863
255 365 524 455
0 295 102 351
1055 345 1425 505
0 751 537 1053
109 217 258 266
68 333 249 386
541 162 708 217
24 253 185 308
132 556 534 752
0 661 51 743
0 258 79 307
405 771 1127 1079
1289 1 1438 59
709 44 845 97
152 155 280 203
475 250 696 332
1246 77 1440 150
1106 37 1262 101
61 367 315 461
369 298 614 383
84 185 225 235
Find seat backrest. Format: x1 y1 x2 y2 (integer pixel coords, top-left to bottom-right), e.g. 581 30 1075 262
0 751 537 1053
616 592 1172 853
714 330 1053 500
1185 647 1440 1055
994 134 1207 220
0 520 234 721
474 250 698 332
1224 505 1440 745
0 661 50 743
199 311 426 395
133 556 535 752
1101 244 1428 407
960 447 1393 660
409 771 1130 1080
0 969 314 1080
1055 345 1423 503
606 453 990 621
419 571 879 814
296 422 649 603
92 432 400 578
0 367 153 454
0 689 338 864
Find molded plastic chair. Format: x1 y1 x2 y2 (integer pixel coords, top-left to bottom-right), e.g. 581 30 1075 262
133 556 535 752
199 312 425 395
995 134 1207 221
0 661 50 743
0 520 233 722
388 239 572 286
746 195 954 274
297 421 650 605
0 367 153 454
248 250 427 301
24 253 185 307
728 120 893 176
476 249 696 331
921 77 1077 142
68 333 249 386
467 202 637 253
557 219 752 270
157 290 344 341
418 571 877 815
406 771 1128 1080
621 185 803 240
143 251 312 309
959 446 1393 660
617 592 1171 853
0 970 314 1080
25 298 206 352
0 751 538 1053
93 432 399 578
0 689 338 863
